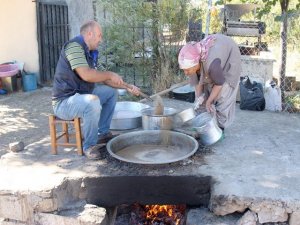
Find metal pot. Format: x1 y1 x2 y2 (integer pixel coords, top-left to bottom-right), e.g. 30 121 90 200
176 108 196 123
110 102 149 130
190 112 222 146
106 130 199 164
141 107 178 130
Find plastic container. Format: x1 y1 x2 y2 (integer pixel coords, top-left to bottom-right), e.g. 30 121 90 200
0 89 7 95
0 64 19 77
23 73 37 92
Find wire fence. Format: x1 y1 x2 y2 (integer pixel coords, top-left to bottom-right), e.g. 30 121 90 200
94 1 300 113
227 11 300 113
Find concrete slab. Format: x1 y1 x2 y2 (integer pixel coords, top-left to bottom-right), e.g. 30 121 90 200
1 89 300 224
162 97 300 223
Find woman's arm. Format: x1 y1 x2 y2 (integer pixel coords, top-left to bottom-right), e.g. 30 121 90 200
206 85 222 112
205 58 225 112
195 83 204 98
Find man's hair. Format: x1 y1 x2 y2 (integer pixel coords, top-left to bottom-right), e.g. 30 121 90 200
80 20 98 35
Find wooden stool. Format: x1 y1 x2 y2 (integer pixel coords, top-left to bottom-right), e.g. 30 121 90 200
49 115 83 155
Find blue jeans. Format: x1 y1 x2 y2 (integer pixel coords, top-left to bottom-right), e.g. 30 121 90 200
53 84 118 151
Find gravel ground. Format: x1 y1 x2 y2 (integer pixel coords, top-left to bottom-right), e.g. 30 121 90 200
0 87 215 174
0 88 53 157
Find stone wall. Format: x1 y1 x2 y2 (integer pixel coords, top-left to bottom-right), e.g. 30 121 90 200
65 0 95 38
0 178 108 225
241 55 276 84
40 0 94 38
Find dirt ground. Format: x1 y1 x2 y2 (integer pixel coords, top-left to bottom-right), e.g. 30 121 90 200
0 87 218 180
0 88 53 157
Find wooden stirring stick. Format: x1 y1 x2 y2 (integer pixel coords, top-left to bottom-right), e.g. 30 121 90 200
123 82 153 102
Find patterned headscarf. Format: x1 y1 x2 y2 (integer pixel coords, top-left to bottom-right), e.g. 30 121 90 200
178 35 216 69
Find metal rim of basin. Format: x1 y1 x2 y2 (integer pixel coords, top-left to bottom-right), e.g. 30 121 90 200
106 130 199 164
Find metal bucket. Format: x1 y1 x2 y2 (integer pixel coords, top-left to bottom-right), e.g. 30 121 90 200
107 130 199 164
191 112 222 146
176 107 196 123
141 107 178 130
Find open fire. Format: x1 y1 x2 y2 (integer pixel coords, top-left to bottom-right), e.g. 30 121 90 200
130 203 186 225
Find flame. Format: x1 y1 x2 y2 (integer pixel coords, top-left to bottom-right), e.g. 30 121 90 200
144 204 185 225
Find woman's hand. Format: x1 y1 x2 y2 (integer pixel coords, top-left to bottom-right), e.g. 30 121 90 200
205 99 215 113
193 93 205 110
205 85 222 113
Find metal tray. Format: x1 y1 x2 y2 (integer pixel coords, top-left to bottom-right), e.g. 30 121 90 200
170 84 195 102
107 130 199 164
172 84 194 94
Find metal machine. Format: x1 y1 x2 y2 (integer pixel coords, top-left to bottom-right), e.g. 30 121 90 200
222 4 266 55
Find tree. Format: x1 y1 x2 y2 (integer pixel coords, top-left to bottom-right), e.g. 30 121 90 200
257 0 300 101
149 0 189 92
94 0 192 92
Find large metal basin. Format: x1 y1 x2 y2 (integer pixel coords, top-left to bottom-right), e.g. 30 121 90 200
107 130 199 164
110 102 149 130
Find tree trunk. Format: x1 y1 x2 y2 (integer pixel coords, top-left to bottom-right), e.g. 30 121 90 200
205 0 212 37
151 1 161 91
279 0 289 102
150 0 187 92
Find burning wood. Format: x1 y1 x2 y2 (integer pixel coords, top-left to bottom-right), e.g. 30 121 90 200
130 203 186 225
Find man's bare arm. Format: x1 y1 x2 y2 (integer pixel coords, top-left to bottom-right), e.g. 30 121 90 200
75 66 123 85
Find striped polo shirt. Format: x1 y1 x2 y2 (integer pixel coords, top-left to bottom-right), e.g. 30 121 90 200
65 42 89 70
65 42 104 71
